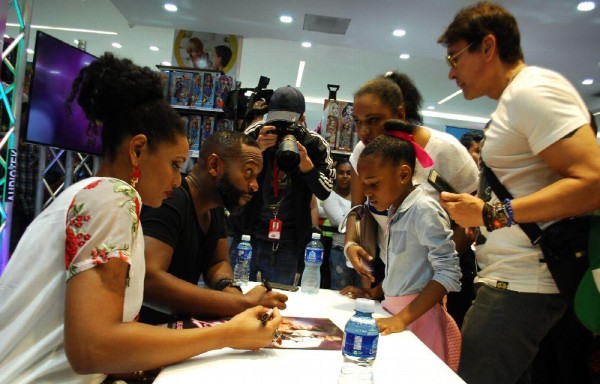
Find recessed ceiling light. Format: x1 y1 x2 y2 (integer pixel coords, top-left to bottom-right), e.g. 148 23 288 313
112 42 122 49
582 78 594 85
149 45 160 51
301 42 312 48
164 3 178 12
577 1 596 11
393 29 406 37
427 106 435 110
26 48 34 54
399 53 410 60
74 39 79 44
4 34 11 39
161 61 172 66
280 15 293 23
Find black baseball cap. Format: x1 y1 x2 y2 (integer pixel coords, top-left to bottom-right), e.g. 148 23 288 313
266 86 305 124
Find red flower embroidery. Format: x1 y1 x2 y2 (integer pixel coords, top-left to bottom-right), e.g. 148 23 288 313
65 203 92 270
84 179 103 190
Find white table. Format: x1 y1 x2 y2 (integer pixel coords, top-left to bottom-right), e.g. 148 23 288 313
154 287 465 383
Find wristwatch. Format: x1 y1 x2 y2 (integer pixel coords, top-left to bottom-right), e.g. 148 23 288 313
215 278 242 293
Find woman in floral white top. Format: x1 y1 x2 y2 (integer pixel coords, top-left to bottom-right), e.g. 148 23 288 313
0 53 282 384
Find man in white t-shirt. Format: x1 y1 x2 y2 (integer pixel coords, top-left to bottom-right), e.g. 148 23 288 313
438 3 600 383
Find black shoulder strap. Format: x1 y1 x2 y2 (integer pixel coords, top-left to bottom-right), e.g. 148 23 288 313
482 163 543 244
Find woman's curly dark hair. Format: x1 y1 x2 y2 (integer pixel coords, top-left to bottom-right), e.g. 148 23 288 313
66 52 185 160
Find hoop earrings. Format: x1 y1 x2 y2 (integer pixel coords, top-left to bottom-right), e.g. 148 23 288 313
131 164 141 188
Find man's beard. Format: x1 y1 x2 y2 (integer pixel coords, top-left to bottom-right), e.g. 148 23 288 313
216 171 246 214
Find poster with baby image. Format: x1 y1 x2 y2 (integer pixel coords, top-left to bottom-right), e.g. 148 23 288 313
172 30 243 77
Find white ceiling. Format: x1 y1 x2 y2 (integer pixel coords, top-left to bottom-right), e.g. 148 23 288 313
6 0 600 131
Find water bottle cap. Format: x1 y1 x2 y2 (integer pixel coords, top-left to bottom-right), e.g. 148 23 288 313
311 233 321 240
355 298 376 313
241 234 251 241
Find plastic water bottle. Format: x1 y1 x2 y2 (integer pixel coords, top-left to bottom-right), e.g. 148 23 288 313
339 299 379 384
233 234 252 285
301 233 324 295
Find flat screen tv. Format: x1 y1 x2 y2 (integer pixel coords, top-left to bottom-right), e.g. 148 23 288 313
25 31 100 155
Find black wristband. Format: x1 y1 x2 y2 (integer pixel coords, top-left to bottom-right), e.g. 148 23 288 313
214 278 242 292
482 203 495 232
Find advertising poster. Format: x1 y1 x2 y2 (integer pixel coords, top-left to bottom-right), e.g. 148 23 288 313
171 30 242 77
322 99 357 152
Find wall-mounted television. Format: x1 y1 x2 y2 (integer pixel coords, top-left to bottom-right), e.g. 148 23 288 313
25 31 100 155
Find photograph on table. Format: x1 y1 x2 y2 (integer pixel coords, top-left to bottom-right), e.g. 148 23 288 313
168 316 343 350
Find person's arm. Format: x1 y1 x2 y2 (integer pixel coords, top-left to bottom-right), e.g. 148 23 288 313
441 125 600 227
310 195 320 227
323 193 345 226
64 259 281 374
344 167 375 281
202 237 288 308
296 132 334 200
144 236 286 318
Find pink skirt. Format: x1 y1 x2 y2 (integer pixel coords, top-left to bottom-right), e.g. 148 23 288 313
382 294 461 372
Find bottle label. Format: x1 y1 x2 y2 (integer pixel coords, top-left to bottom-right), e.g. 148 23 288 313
342 333 378 359
237 248 252 261
304 247 323 263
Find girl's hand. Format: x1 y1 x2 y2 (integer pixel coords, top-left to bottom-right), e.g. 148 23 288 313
375 317 407 336
345 243 375 282
223 306 282 350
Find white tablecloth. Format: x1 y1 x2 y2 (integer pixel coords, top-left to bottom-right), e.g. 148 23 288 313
154 286 465 383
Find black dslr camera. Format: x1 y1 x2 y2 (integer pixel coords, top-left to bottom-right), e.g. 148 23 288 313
269 120 303 173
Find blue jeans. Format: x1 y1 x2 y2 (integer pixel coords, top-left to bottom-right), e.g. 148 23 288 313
458 284 566 384
230 237 300 285
329 246 361 291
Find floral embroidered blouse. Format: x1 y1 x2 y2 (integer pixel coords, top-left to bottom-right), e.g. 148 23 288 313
0 177 145 384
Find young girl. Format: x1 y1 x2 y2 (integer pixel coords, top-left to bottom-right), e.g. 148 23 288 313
341 131 462 371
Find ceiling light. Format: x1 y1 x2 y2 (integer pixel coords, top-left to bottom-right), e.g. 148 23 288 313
437 90 463 105
295 61 306 87
301 42 312 48
164 3 178 12
149 45 160 51
3 34 10 39
74 39 79 44
582 78 594 85
161 61 172 66
26 48 34 54
6 22 117 35
577 1 596 11
280 15 293 23
112 42 122 49
399 53 410 60
393 29 406 37
427 106 435 110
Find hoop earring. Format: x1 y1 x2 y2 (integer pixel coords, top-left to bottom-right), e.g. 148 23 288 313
131 164 141 188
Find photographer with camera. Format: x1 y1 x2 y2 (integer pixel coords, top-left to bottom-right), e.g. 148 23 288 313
228 86 335 285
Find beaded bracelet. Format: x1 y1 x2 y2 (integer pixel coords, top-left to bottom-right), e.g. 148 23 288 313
503 198 514 226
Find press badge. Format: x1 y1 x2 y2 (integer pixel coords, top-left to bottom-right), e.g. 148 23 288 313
268 218 283 240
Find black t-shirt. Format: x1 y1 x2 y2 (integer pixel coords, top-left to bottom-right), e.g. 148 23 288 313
139 176 226 324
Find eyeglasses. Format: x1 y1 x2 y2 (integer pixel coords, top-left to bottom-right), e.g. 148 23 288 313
446 43 473 68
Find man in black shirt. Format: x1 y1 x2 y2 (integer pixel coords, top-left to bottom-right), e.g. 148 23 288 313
140 131 287 325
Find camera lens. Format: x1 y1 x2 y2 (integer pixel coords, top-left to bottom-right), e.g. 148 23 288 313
276 134 300 172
